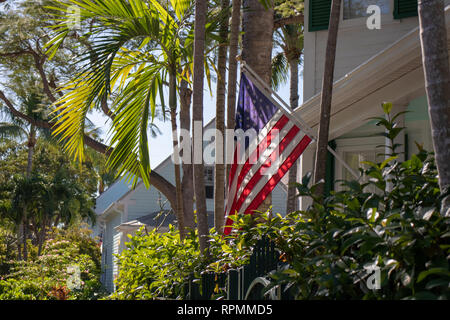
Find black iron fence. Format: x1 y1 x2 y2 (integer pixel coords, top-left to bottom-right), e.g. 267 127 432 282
182 237 292 300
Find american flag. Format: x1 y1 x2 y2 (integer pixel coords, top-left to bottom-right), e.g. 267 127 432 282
223 73 312 235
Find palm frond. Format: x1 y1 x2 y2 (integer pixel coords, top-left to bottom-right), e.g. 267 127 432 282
106 61 166 187
271 52 289 91
0 122 28 142
45 0 198 188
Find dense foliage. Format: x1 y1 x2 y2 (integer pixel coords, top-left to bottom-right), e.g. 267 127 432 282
0 224 106 300
109 226 203 300
0 140 101 257
111 149 450 299
0 140 109 299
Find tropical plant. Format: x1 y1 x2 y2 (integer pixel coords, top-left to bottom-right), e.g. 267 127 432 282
1 93 51 260
0 224 106 300
213 0 230 233
109 226 204 300
225 0 241 181
192 0 210 252
0 225 17 276
0 140 98 258
240 0 274 213
255 106 449 300
0 0 141 192
112 105 449 300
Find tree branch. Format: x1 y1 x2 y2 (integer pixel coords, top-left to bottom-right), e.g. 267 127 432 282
0 50 34 58
1 39 178 208
100 95 116 121
0 89 177 209
32 53 57 103
274 14 304 29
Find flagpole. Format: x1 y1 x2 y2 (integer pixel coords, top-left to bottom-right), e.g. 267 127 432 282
240 60 360 180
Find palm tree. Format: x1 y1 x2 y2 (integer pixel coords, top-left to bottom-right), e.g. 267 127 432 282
179 79 195 230
418 0 450 217
313 0 341 200
0 93 46 260
242 0 274 85
226 0 241 181
241 0 274 212
46 0 218 239
214 0 230 233
193 0 209 253
272 23 303 213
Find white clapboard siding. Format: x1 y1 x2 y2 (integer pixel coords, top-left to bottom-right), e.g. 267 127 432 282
102 211 121 293
112 232 122 291
303 0 439 101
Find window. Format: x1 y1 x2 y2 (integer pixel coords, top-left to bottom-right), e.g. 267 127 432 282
309 0 332 31
334 137 385 193
205 185 214 199
204 166 214 199
343 0 389 20
204 166 214 184
393 0 418 19
309 0 416 31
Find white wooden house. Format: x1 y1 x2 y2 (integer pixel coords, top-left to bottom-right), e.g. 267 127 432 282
297 0 450 208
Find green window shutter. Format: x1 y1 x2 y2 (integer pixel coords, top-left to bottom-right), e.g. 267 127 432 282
309 0 332 31
393 0 418 19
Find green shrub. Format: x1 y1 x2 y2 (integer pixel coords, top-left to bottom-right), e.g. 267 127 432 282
109 225 207 300
0 224 106 300
258 106 450 300
0 226 17 276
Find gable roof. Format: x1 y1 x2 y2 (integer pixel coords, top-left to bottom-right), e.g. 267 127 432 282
95 178 133 215
115 210 215 233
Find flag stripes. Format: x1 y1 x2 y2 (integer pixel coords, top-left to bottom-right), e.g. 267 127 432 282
223 73 312 236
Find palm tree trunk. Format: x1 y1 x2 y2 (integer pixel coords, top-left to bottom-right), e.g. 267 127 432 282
242 0 273 84
226 0 241 181
313 0 341 200
16 222 22 261
418 0 450 217
26 125 36 176
22 220 28 261
169 72 186 240
180 80 195 231
193 0 209 253
214 0 229 233
37 217 46 256
242 0 274 212
22 124 36 261
286 58 299 213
